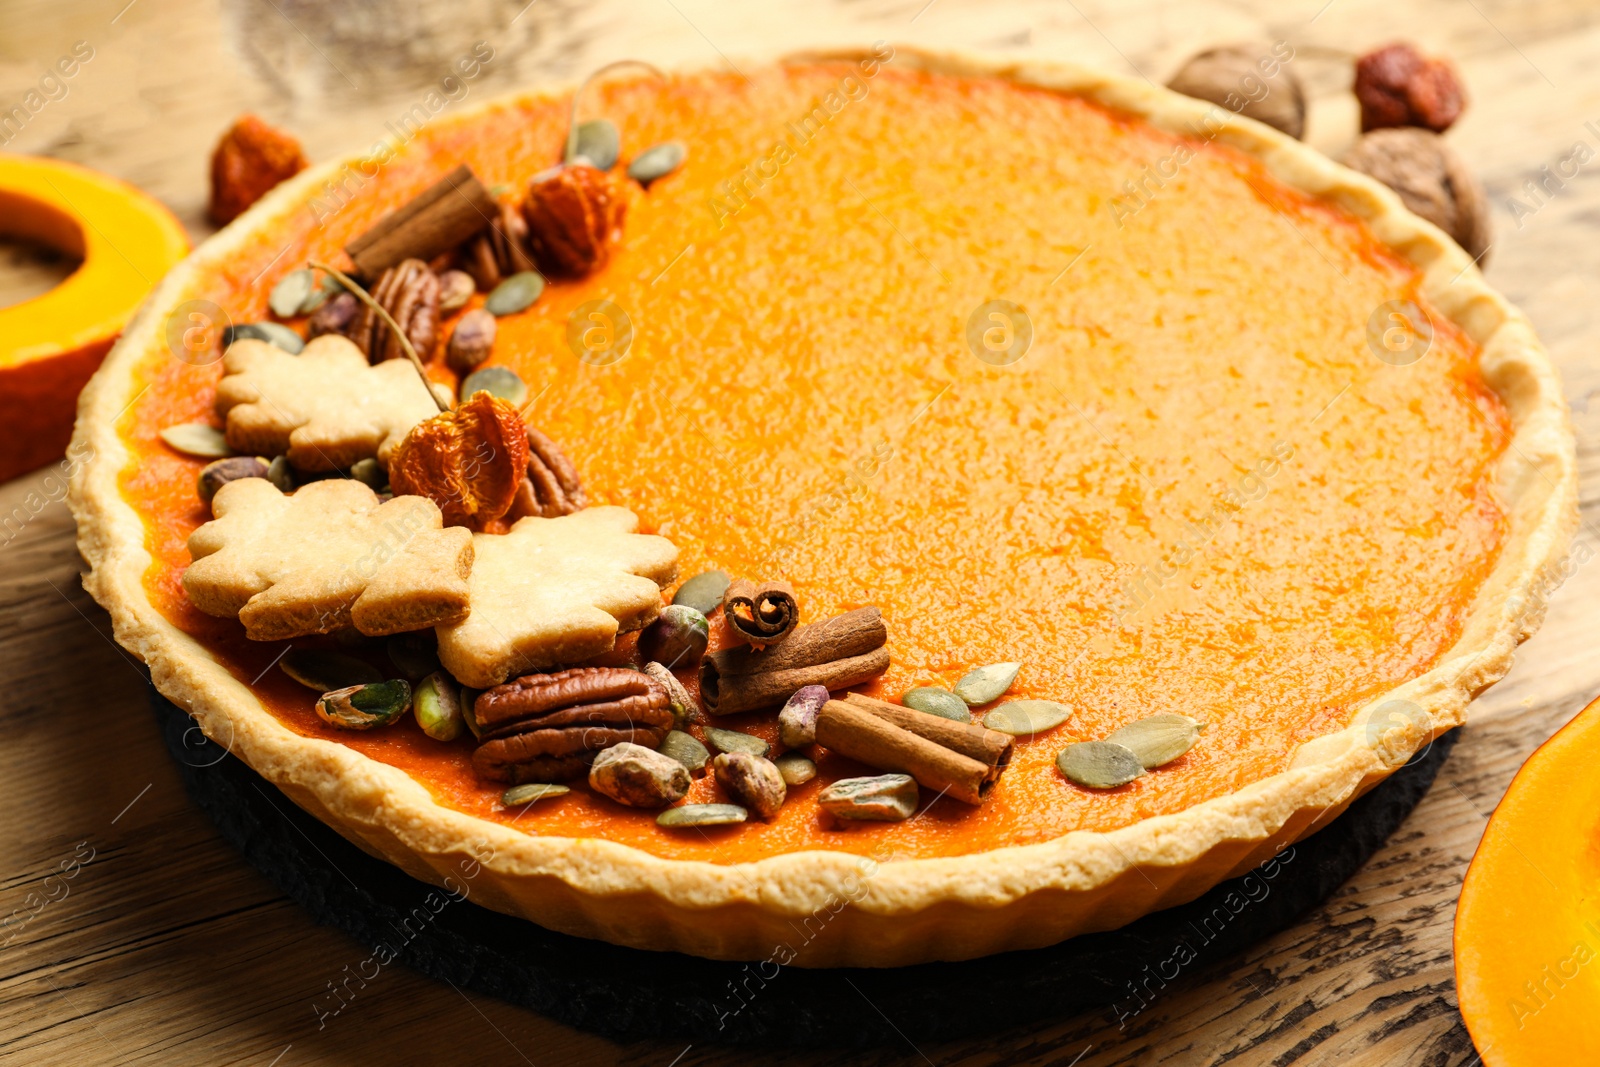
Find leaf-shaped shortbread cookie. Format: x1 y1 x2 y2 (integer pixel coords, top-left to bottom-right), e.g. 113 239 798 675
215 335 447 471
184 478 473 641
437 507 679 688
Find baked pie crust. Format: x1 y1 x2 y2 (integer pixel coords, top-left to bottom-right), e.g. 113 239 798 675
70 48 1576 966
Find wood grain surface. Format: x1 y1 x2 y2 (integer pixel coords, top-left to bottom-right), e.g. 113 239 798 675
4 0 1599 1063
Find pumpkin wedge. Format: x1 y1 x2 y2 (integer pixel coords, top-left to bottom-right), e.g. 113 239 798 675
0 155 188 483
1456 696 1600 1064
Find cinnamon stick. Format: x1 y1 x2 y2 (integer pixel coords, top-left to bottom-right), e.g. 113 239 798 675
842 693 1013 779
815 700 991 805
723 577 799 647
699 607 888 715
345 164 496 278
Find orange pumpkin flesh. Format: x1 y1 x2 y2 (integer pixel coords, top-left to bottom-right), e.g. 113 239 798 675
0 155 188 483
1455 697 1600 1064
115 65 1509 863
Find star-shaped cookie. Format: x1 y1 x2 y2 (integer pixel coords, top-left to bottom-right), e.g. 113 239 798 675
184 478 474 641
436 507 679 688
215 334 448 472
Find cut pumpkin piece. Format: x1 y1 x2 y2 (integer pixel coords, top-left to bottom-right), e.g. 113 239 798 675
1456 696 1600 1065
0 155 188 483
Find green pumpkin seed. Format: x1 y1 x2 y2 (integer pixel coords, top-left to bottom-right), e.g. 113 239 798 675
501 783 570 806
299 273 340 314
223 321 304 354
413 671 463 741
672 569 730 615
818 774 919 822
160 423 231 458
774 752 817 786
484 271 545 317
705 727 770 758
350 457 388 491
316 679 412 730
903 687 971 723
280 649 384 692
628 141 687 185
269 269 316 319
1056 741 1145 789
266 455 296 493
658 803 747 828
954 662 1021 706
569 118 621 170
658 729 710 774
459 365 528 406
1105 713 1202 769
984 700 1072 736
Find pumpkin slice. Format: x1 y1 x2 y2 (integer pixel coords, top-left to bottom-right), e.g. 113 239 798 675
0 155 188 483
1456 696 1600 1064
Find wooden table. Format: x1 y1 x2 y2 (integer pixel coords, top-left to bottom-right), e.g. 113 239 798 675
4 0 1598 1063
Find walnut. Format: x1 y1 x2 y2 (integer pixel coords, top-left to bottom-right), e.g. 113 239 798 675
1166 43 1305 140
1355 43 1466 133
350 258 440 363
522 162 629 278
1344 127 1489 263
472 668 675 785
208 115 308 226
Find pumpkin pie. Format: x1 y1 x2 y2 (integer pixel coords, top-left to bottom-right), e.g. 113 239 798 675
69 47 1576 966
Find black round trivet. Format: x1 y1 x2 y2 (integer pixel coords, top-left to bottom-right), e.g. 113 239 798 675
156 687 1455 1046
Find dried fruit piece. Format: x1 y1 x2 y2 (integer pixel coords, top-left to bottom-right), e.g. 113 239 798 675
819 774 918 822
902 687 971 723
954 662 1020 706
316 679 412 730
446 308 496 374
208 114 308 226
1057 741 1145 789
387 391 531 530
658 804 746 828
983 700 1072 736
198 456 268 503
522 162 628 278
414 671 464 741
1105 713 1201 769
713 752 786 820
350 258 440 363
778 684 829 748
589 741 690 808
1354 42 1466 133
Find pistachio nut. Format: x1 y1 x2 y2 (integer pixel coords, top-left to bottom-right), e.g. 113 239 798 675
315 679 412 730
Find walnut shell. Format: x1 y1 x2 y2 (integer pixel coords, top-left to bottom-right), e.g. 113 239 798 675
1166 43 1305 140
1344 127 1489 264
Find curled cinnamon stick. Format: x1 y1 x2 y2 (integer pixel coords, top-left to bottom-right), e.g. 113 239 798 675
842 693 1013 780
345 164 496 278
816 700 991 805
699 607 888 715
723 577 799 647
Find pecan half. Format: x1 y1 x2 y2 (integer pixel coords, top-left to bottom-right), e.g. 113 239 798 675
351 258 441 363
522 163 628 278
507 425 587 520
389 392 531 530
209 115 308 226
465 202 537 291
471 667 674 783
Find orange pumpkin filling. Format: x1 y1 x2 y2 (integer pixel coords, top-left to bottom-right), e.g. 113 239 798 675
118 62 1507 863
